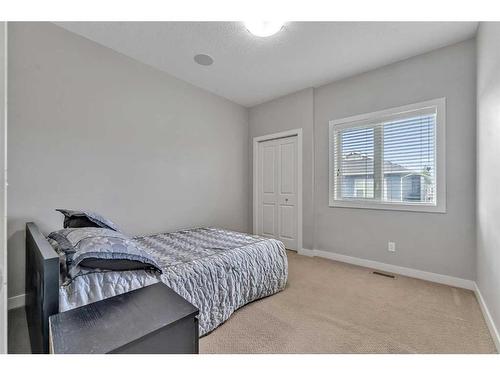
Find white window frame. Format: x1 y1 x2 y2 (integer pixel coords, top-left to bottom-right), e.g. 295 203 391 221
329 98 446 213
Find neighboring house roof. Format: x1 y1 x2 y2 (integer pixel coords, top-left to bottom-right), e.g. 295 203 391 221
341 152 412 176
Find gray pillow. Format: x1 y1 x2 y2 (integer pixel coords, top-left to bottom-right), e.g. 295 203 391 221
48 227 161 273
56 209 120 231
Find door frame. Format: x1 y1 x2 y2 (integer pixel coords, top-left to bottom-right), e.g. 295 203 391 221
253 128 303 251
0 22 7 354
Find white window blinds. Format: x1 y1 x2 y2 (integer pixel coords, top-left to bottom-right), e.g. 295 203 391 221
382 114 435 204
337 127 375 199
330 101 443 211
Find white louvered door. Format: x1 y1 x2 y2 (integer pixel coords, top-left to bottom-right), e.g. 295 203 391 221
257 136 298 250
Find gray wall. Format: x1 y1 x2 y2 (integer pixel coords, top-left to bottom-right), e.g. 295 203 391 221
476 23 500 340
248 88 314 248
250 40 476 280
7 23 249 298
314 40 476 279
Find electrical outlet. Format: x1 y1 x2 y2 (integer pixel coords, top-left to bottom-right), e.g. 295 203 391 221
388 241 396 252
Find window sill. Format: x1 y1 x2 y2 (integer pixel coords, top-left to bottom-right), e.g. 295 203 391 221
329 199 446 213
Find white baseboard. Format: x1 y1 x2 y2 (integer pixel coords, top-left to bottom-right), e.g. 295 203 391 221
474 283 500 352
298 248 315 257
8 293 25 310
299 248 474 290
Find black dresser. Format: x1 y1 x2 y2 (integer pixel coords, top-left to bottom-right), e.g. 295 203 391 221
49 283 199 354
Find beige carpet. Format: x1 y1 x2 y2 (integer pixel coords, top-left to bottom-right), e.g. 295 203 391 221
200 251 496 354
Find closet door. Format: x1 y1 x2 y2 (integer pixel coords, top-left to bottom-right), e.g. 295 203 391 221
257 135 298 250
258 139 279 240
276 136 298 250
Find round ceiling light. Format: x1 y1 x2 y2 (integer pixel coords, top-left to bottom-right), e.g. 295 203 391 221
194 54 214 66
244 21 285 37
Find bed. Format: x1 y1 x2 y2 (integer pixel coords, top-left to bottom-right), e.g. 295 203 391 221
25 222 288 354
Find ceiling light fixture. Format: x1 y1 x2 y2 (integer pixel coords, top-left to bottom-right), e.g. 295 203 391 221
244 21 285 37
194 54 214 66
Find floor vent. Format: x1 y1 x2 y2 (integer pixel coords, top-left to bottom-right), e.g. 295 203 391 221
372 271 396 279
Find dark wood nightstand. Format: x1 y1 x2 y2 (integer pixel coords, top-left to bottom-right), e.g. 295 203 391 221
48 283 199 354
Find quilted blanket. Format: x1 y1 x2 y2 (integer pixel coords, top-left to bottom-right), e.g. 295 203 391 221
59 228 288 336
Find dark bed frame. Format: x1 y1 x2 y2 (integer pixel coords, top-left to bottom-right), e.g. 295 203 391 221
25 222 60 354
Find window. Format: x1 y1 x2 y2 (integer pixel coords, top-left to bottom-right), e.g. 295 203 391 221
329 98 446 213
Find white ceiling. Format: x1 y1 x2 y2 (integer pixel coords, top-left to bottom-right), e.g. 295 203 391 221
55 22 478 107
